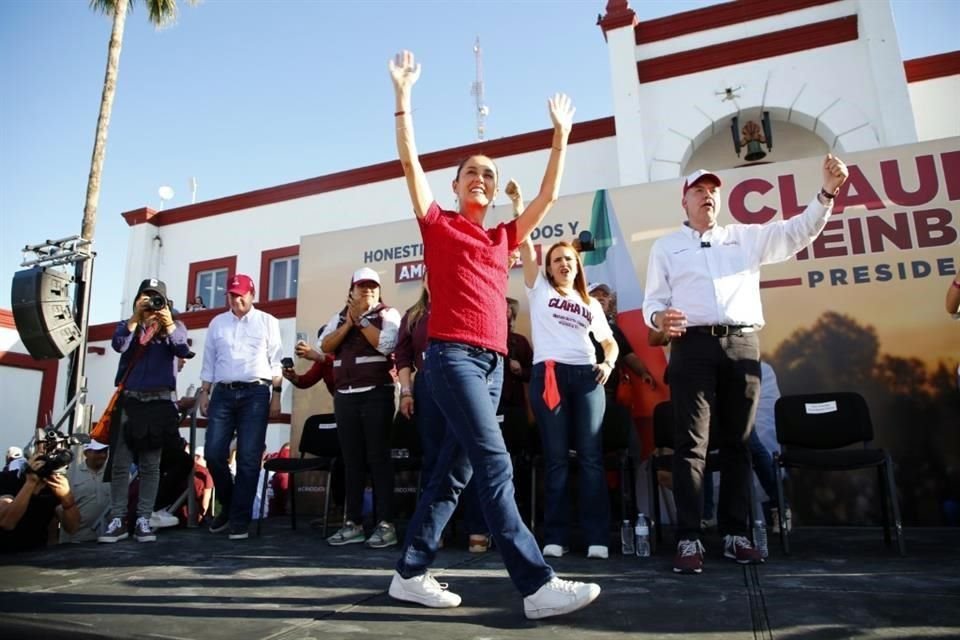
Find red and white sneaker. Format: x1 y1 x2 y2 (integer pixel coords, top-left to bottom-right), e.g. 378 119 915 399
723 535 764 564
673 539 705 574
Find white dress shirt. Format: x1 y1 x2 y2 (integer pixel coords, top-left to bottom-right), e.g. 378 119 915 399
643 195 832 329
201 306 283 383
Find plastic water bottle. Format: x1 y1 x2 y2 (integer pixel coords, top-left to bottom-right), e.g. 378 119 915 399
635 514 651 557
185 383 196 397
753 519 769 559
620 519 635 555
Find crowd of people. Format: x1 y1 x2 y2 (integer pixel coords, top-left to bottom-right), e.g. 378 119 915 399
26 47 960 624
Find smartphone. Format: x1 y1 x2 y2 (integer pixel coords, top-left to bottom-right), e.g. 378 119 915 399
281 357 294 369
295 331 308 344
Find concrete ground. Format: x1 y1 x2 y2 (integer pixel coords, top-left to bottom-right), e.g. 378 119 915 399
1 522 957 640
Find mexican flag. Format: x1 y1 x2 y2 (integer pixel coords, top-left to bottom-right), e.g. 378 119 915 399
583 189 671 459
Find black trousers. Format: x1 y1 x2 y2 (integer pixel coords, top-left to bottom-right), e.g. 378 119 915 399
333 385 395 524
669 331 761 540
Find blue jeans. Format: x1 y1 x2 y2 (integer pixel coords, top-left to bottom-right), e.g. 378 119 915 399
414 375 488 536
397 341 553 596
205 384 270 528
530 362 609 548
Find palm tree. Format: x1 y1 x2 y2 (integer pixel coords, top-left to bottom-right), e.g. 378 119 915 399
69 0 193 417
83 0 187 242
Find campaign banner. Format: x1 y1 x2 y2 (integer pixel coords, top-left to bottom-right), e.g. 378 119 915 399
297 137 959 526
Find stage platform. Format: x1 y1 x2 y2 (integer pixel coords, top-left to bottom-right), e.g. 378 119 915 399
1 522 957 639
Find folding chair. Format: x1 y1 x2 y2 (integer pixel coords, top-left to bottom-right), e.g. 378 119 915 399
391 412 424 507
773 392 905 556
256 413 340 537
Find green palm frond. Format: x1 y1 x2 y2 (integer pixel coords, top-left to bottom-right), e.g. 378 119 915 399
88 0 197 29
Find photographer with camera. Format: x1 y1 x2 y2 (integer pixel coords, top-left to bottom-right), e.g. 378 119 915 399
0 450 81 553
98 278 191 544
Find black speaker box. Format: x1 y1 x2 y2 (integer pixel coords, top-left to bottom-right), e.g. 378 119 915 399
11 267 82 360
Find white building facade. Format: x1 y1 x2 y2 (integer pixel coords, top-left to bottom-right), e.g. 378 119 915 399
3 0 957 455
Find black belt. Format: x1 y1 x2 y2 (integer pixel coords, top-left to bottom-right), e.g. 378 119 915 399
684 325 755 337
217 380 269 390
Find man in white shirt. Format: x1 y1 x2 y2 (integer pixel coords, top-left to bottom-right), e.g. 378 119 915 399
643 154 849 574
198 274 283 540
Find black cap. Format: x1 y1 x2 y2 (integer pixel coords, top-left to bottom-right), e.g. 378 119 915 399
136 278 167 299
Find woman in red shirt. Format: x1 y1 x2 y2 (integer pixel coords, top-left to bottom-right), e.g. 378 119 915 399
386 49 600 621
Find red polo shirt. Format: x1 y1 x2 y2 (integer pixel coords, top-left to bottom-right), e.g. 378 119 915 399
418 201 518 355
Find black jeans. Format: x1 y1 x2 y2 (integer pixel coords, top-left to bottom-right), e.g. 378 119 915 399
333 385 395 524
669 331 761 540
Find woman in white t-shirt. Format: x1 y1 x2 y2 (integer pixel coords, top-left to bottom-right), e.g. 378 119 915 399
519 229 619 560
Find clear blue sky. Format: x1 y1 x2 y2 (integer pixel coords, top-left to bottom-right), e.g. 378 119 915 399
1 0 957 325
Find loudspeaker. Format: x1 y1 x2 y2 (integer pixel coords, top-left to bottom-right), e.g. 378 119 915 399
11 267 82 360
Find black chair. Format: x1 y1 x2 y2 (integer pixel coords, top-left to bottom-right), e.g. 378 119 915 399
497 407 538 528
256 413 340 537
773 392 905 556
391 412 424 512
600 401 636 525
649 401 725 546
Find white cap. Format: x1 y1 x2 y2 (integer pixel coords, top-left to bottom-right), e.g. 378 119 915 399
682 169 722 194
588 282 612 295
84 441 109 452
351 267 381 286
6 446 23 460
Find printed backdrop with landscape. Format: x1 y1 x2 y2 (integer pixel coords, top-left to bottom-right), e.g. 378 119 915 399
295 137 960 526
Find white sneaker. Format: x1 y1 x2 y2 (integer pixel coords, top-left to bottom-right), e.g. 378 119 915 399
150 510 179 529
388 571 461 608
586 545 609 559
523 577 601 620
542 544 569 558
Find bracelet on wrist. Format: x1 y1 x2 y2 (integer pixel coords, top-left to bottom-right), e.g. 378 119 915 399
394 110 406 117
272 386 282 393
819 187 836 200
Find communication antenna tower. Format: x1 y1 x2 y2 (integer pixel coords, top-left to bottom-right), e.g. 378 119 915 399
471 36 489 140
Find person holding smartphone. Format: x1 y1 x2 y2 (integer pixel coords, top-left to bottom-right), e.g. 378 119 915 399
281 344 335 395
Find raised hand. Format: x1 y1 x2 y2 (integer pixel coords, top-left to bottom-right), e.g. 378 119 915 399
505 179 523 204
548 93 575 134
822 153 849 195
389 50 421 96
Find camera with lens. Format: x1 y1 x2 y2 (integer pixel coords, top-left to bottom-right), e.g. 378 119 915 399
30 429 89 478
148 294 168 311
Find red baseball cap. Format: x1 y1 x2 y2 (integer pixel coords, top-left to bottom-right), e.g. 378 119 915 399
227 274 255 296
682 169 722 195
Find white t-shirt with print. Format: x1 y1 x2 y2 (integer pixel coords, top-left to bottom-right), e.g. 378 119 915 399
526 272 613 365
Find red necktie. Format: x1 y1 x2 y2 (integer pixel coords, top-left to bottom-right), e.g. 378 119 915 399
542 360 561 411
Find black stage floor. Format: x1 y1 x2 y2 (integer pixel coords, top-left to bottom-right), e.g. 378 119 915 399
1 522 957 639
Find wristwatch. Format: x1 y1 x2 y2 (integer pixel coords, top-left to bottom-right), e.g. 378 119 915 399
359 316 371 329
272 385 282 393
